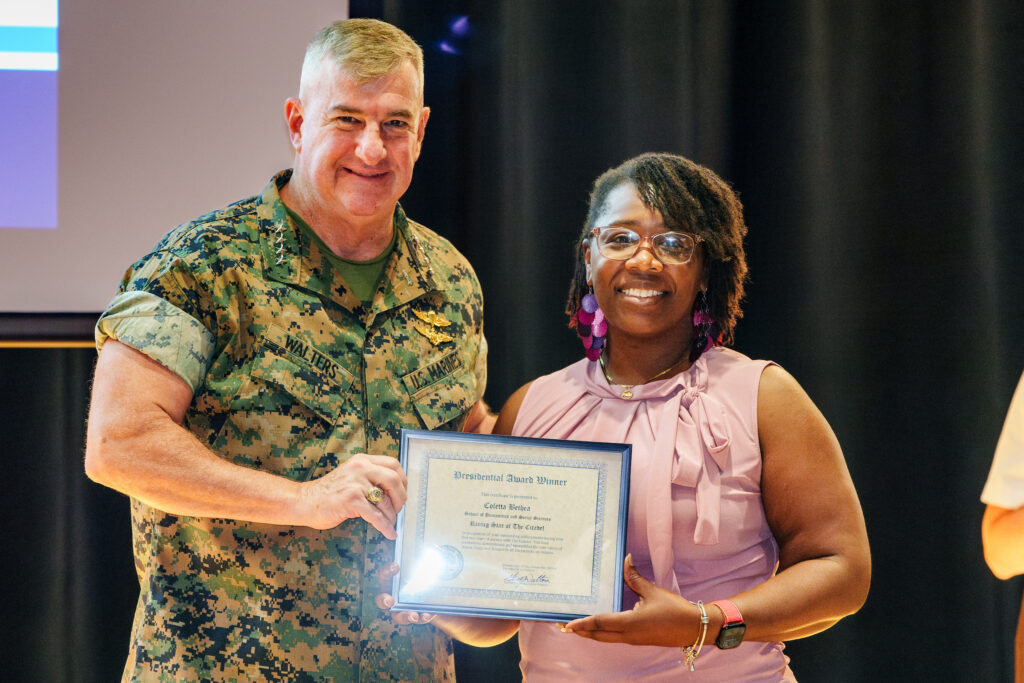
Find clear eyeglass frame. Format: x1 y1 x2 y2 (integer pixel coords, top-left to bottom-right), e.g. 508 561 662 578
589 226 703 265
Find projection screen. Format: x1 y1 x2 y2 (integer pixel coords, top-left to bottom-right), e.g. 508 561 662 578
0 0 349 337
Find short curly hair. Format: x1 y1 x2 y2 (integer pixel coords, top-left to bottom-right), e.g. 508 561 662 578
566 152 749 360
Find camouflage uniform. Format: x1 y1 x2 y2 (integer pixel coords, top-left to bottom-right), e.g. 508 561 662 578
96 170 486 682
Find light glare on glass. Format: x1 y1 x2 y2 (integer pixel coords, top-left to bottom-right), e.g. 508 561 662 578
591 226 701 265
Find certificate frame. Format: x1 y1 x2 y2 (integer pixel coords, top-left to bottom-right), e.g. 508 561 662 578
391 428 631 623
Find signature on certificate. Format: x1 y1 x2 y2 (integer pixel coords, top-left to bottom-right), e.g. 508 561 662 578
504 570 552 585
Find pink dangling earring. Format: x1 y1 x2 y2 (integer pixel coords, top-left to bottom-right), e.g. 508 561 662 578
576 292 607 361
692 290 715 356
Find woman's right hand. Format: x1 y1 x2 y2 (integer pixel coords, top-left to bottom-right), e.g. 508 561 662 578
561 555 716 648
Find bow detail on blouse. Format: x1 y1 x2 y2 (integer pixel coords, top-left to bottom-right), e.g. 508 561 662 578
583 354 733 593
650 357 733 590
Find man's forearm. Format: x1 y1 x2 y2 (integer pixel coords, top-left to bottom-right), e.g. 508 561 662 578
86 411 307 524
85 339 312 523
85 340 406 537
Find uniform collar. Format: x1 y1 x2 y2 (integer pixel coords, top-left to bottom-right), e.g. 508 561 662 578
257 170 438 319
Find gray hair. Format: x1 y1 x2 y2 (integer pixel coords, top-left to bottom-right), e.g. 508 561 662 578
300 18 424 100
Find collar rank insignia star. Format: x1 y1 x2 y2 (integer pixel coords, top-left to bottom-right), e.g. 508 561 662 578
414 323 454 346
413 309 451 327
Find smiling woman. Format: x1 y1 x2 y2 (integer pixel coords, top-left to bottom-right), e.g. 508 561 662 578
581 182 707 376
414 153 871 682
568 153 749 372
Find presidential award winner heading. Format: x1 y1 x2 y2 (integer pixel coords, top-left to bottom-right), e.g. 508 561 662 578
452 471 568 487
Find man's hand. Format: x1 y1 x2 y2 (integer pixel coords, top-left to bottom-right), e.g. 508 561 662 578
463 399 497 434
298 454 408 539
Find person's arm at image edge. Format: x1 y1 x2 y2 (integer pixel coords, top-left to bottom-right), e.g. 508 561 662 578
980 371 1024 580
84 339 406 537
982 504 1024 579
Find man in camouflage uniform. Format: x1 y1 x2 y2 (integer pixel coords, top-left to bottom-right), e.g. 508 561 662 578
85 18 490 681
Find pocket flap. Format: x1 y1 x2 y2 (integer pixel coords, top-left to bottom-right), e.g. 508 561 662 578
251 326 354 424
409 368 475 430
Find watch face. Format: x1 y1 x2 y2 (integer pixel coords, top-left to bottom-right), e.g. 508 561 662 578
716 623 746 649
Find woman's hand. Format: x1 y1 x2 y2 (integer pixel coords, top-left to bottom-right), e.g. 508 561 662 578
562 555 707 647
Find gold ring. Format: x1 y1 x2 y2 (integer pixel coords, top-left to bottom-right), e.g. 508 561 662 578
365 485 385 505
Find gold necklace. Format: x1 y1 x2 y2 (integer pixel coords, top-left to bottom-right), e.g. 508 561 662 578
599 353 688 400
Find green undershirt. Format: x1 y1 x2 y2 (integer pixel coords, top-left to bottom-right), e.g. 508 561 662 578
285 206 397 304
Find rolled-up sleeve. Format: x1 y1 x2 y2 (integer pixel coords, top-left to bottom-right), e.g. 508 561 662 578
95 290 215 394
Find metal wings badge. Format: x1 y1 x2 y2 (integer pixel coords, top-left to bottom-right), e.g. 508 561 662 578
414 324 454 346
413 309 453 346
413 310 451 327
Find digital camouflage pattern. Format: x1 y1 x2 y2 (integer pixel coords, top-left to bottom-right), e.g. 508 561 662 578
96 171 486 682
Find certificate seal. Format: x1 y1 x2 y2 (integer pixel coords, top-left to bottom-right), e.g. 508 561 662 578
435 544 464 580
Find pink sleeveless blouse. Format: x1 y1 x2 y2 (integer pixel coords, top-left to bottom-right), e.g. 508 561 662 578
514 347 796 682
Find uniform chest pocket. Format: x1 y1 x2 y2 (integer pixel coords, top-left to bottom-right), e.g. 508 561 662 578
213 332 355 480
404 355 476 430
250 337 354 424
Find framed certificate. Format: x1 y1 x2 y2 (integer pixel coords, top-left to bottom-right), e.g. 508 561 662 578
391 428 631 622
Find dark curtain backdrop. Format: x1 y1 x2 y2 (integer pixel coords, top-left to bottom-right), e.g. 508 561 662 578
4 1 1022 681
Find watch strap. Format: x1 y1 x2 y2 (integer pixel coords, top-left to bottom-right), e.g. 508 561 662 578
710 599 743 626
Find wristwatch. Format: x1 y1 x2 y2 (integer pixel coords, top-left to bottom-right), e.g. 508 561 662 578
710 599 746 649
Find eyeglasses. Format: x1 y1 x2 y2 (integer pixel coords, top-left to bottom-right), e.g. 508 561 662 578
590 226 703 265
